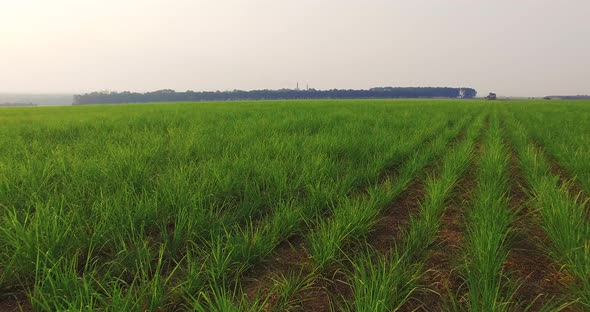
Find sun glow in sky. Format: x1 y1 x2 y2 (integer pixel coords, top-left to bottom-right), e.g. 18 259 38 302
1 0 589 96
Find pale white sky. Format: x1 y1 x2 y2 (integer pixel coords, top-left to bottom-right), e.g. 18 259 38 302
1 0 589 96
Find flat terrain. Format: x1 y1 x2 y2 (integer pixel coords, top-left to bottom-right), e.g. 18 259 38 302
0 99 589 311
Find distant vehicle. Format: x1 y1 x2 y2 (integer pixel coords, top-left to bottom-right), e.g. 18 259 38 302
486 93 497 100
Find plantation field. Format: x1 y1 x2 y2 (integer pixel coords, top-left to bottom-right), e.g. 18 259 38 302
0 99 589 311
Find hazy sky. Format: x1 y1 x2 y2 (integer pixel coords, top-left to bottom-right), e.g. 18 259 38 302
1 0 589 96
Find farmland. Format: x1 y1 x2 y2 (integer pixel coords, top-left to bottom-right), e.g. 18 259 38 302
0 99 589 311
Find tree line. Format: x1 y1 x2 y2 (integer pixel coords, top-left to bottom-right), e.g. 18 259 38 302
73 87 477 105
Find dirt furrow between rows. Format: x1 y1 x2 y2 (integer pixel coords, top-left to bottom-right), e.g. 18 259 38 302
404 142 482 311
369 178 427 254
504 144 574 311
0 293 30 312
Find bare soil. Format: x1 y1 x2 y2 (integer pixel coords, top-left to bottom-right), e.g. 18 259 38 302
0 293 31 312
369 179 427 254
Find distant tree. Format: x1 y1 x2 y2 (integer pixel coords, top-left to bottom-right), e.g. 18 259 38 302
73 87 479 105
462 88 477 98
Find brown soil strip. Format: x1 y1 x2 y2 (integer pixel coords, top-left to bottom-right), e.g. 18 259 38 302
402 134 484 311
504 145 576 310
241 235 312 310
293 268 351 312
241 237 351 312
0 294 31 312
369 179 427 254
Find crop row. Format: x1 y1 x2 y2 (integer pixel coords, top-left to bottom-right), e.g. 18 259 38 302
0 101 481 310
505 110 590 310
193 112 478 310
1 100 589 311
